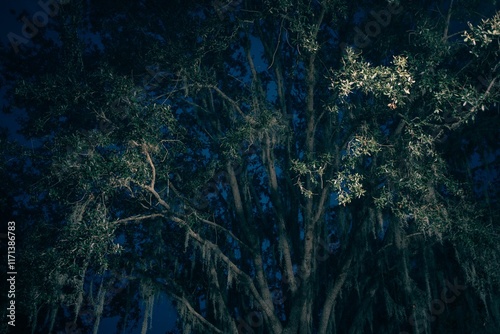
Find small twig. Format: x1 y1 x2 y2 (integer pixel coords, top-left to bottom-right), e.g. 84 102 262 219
268 18 284 70
111 213 165 225
442 0 454 41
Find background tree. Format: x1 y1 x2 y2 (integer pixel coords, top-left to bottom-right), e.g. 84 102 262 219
1 0 499 333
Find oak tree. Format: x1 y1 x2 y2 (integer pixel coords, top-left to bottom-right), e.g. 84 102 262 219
2 0 499 333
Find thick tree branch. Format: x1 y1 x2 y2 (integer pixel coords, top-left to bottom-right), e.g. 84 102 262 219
170 215 283 333
263 132 297 294
318 256 353 334
169 292 224 334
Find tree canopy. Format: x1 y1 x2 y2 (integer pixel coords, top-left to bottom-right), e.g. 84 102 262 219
1 0 499 333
